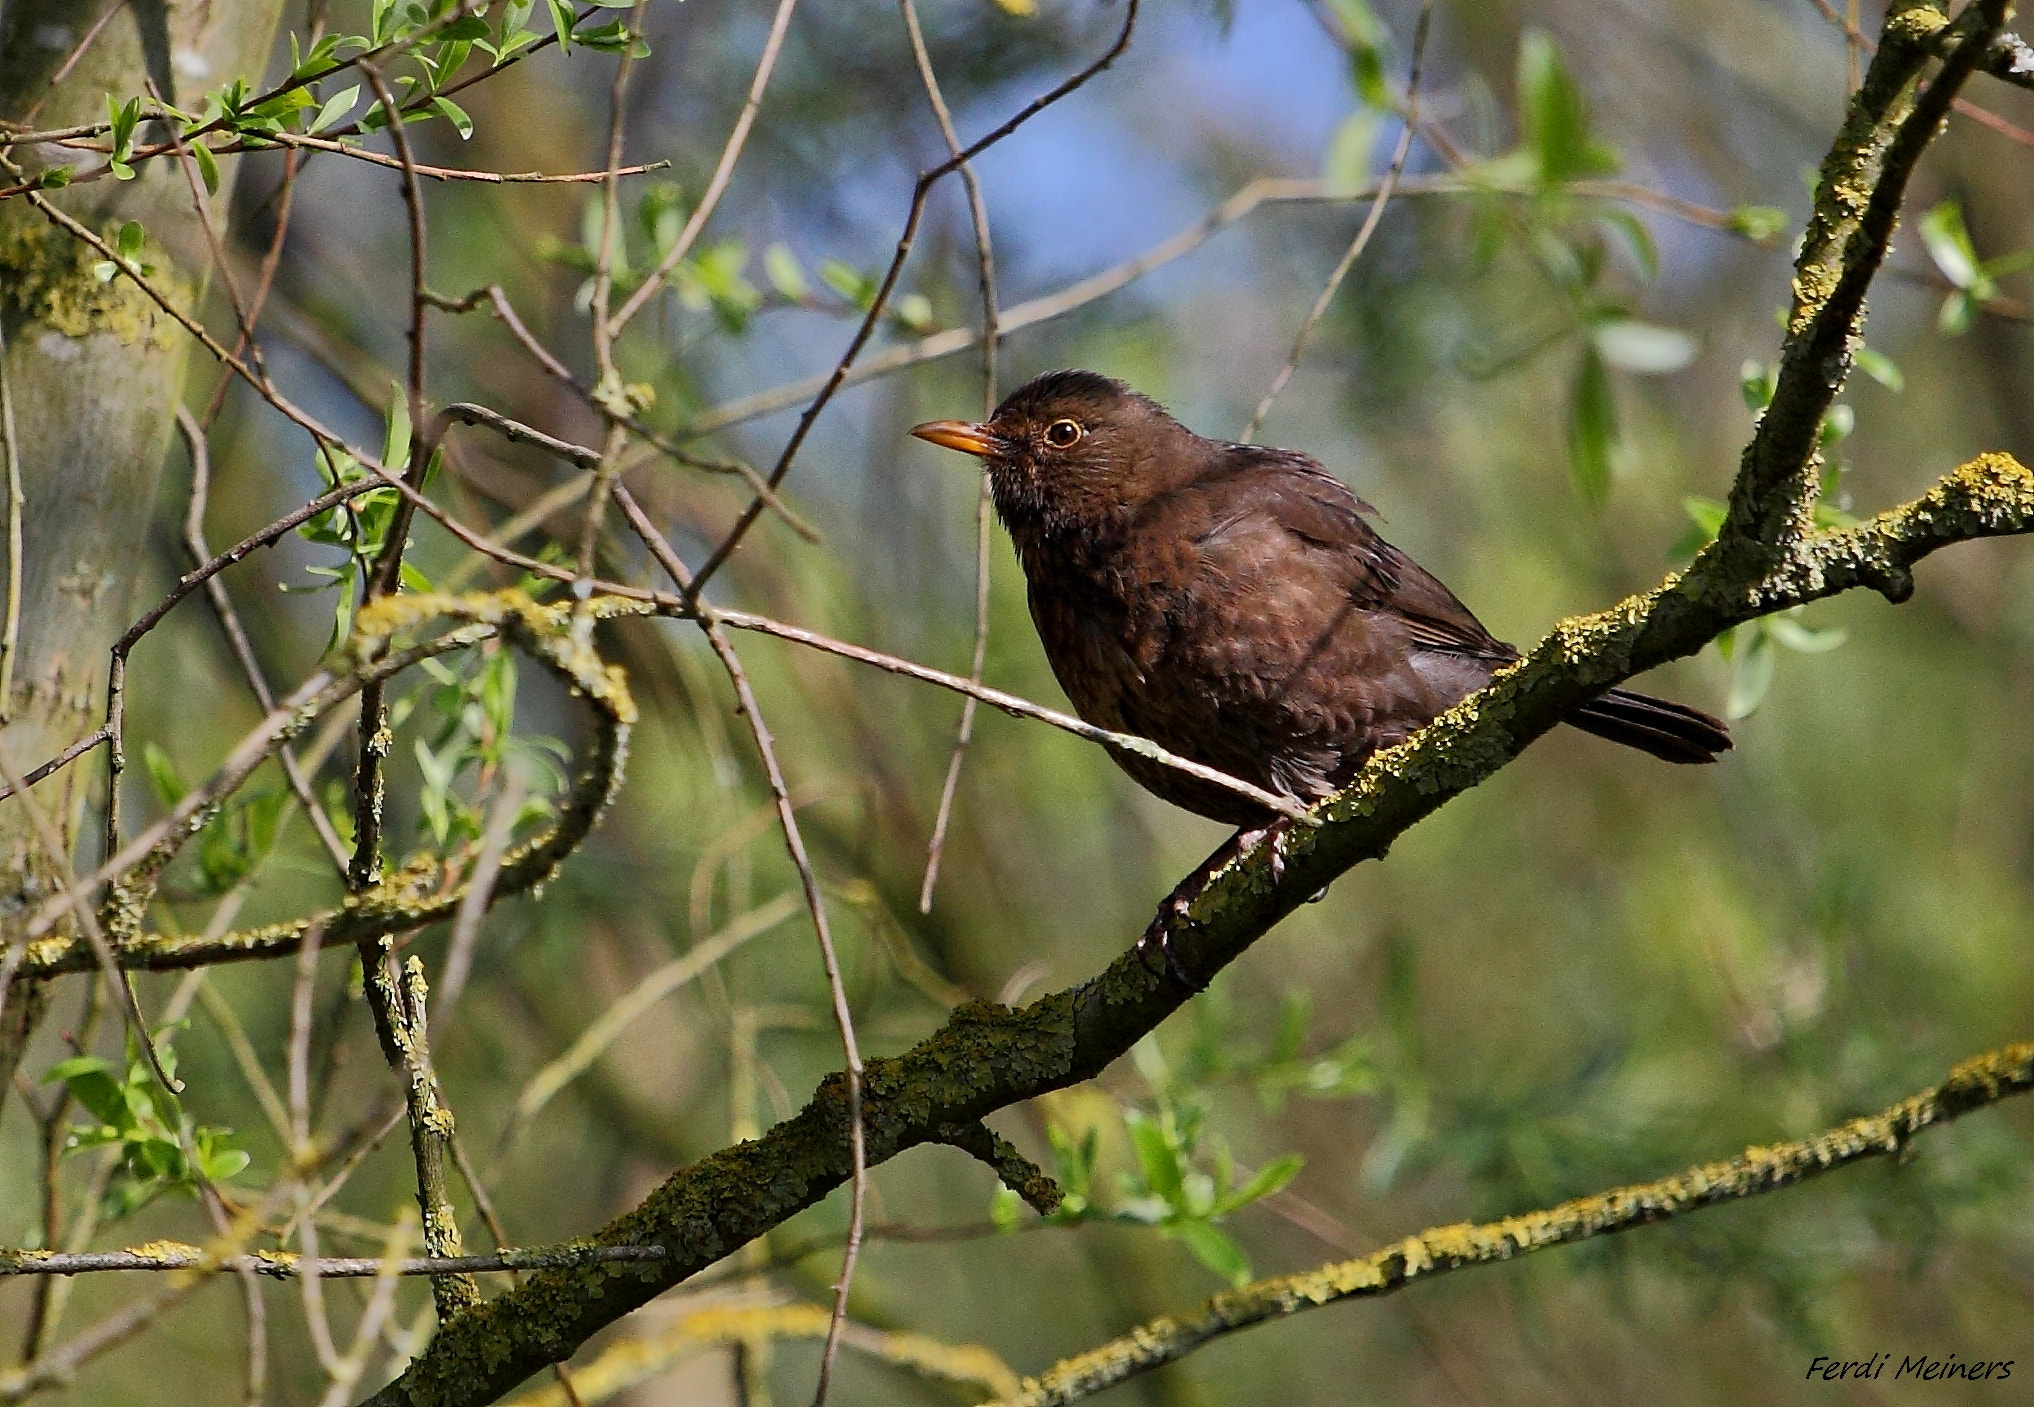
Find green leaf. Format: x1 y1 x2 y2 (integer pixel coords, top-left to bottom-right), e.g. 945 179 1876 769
1919 200 1980 290
1216 1153 1304 1215
1322 110 1382 196
893 293 935 333
1767 614 1847 654
764 243 809 300
1516 29 1618 185
546 0 576 52
1591 319 1696 374
1818 403 1854 447
40 165 75 189
116 220 145 262
1938 289 1975 336
190 142 220 194
1726 205 1789 243
1725 622 1775 719
432 95 474 140
1597 209 1658 281
1740 359 1776 413
49 1057 130 1130
142 742 187 809
1567 345 1616 507
308 85 360 135
989 1186 1022 1232
1171 1219 1252 1287
1124 1109 1185 1205
1853 346 1903 392
819 258 874 306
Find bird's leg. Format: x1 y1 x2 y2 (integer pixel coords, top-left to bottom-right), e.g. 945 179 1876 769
1136 820 1289 989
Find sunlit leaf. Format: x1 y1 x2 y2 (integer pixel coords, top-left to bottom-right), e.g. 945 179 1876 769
1592 319 1696 374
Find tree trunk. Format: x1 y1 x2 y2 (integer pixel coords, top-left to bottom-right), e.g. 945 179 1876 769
0 0 288 1094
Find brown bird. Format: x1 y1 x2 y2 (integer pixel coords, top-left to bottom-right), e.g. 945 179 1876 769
911 371 1729 969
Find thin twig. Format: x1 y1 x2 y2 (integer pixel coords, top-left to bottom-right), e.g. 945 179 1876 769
683 0 1143 601
608 0 805 332
0 320 21 719
677 172 1738 441
175 408 352 873
1242 0 1433 441
900 0 1002 913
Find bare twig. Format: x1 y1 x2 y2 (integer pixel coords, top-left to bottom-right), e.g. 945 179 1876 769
608 0 805 332
508 892 802 1133
683 0 1144 601
900 0 1003 914
1243 1 1432 440
175 408 351 874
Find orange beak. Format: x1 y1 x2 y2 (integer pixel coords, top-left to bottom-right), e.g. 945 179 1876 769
909 419 1004 458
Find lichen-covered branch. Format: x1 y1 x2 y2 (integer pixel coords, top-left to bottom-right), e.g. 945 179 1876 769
9 591 634 982
0 1242 664 1280
989 1042 2034 1407
507 1302 1022 1407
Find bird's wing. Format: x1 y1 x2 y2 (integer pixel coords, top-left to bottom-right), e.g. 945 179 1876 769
1191 448 1513 662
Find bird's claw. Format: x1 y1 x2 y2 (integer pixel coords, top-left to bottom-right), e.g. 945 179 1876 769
1136 895 1198 990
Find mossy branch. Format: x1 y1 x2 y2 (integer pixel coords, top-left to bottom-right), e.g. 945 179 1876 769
9 590 634 983
989 1042 2034 1407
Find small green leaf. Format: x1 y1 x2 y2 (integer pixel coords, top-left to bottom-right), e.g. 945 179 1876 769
1124 1109 1185 1205
431 95 473 140
1516 29 1618 186
989 1186 1022 1232
39 165 75 189
546 0 576 52
1592 319 1696 374
1567 345 1616 507
1740 359 1776 413
819 258 874 305
1853 346 1903 392
116 221 145 262
1726 205 1789 243
1597 209 1658 281
190 142 220 194
1919 200 1980 290
1767 614 1847 654
1171 1219 1252 1287
142 742 187 810
1725 622 1775 719
1322 110 1382 195
308 85 360 135
764 243 809 300
1937 290 1975 336
1818 403 1854 447
1218 1153 1304 1214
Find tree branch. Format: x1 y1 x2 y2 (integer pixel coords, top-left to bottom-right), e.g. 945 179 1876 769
990 1041 2034 1407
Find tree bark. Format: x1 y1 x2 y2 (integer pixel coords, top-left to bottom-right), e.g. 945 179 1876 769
0 0 287 1093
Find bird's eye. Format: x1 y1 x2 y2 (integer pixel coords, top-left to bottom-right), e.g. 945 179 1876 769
1044 418 1084 448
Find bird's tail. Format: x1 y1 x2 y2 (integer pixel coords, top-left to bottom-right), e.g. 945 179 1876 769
1566 686 1732 765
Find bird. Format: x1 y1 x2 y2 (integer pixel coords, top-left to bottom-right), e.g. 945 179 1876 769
910 370 1729 973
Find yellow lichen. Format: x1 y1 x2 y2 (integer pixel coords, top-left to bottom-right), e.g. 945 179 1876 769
0 205 184 348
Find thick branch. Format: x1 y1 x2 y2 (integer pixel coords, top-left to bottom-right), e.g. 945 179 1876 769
992 1042 2034 1407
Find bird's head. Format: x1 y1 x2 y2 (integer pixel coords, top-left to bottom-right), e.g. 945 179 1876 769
910 370 1200 539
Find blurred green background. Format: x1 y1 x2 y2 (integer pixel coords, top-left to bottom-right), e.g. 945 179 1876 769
4 0 2033 1402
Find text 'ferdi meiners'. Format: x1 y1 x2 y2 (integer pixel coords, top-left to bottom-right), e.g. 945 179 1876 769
1806 1353 2013 1382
